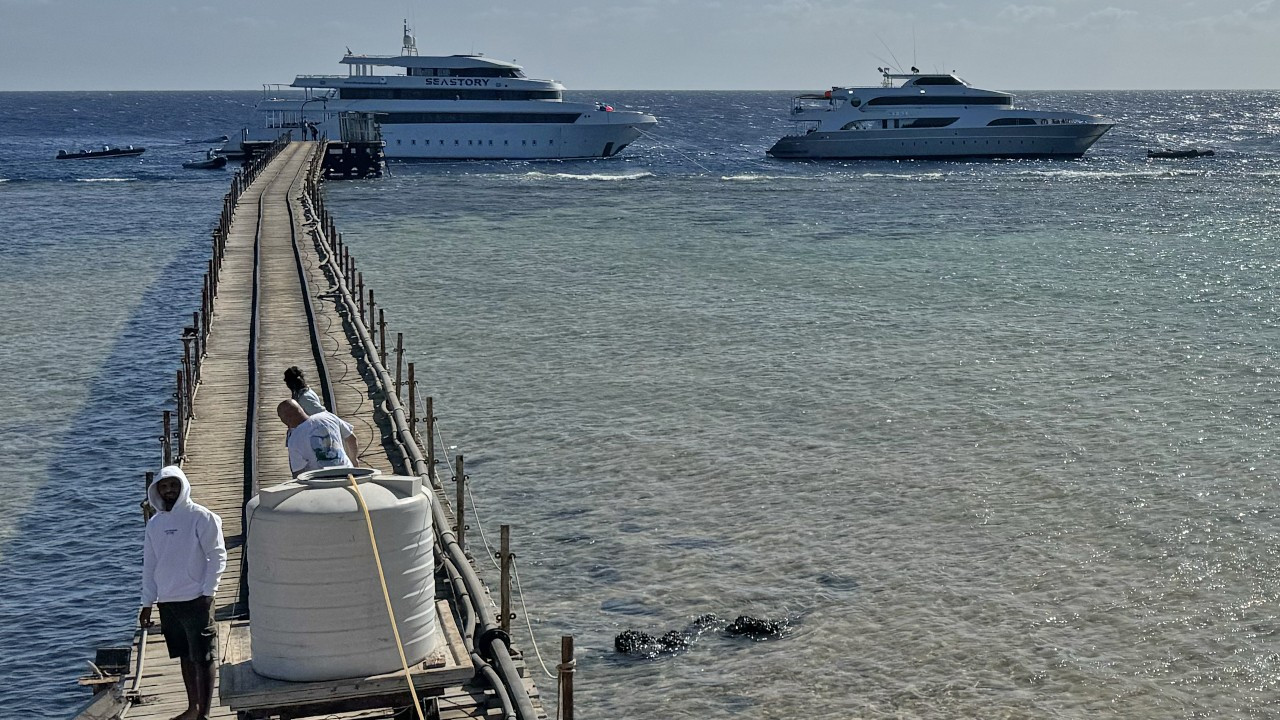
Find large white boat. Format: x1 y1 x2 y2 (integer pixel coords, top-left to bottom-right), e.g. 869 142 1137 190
767 70 1112 160
223 23 656 161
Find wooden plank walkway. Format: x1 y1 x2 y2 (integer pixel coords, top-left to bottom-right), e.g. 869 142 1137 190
128 142 315 720
122 142 544 720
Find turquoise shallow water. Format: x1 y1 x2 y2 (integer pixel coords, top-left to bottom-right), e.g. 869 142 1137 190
2 90 1279 718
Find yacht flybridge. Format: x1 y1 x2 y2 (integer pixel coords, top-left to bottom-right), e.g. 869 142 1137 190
222 22 656 161
767 70 1112 160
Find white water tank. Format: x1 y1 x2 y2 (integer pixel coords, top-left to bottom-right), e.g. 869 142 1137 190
246 467 441 681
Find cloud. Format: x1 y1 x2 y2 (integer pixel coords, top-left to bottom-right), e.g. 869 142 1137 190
1180 0 1279 31
998 4 1057 23
1069 6 1139 28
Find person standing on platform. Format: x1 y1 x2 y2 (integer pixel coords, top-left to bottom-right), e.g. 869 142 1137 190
277 398 360 476
283 365 326 416
139 466 227 720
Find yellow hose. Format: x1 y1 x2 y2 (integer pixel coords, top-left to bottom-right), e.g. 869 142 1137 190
348 473 426 720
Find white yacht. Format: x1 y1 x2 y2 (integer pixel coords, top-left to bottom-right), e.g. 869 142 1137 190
767 70 1112 160
223 23 656 160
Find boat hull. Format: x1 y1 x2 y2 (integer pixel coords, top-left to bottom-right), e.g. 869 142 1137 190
225 99 655 161
767 123 1112 160
56 148 146 160
377 118 652 160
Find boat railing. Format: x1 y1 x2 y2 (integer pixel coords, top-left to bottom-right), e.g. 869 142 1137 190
789 94 836 118
783 120 821 137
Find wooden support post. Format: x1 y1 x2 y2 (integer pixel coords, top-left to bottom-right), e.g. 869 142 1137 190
407 363 416 430
181 335 195 409
560 636 575 720
143 471 155 522
192 313 202 368
455 454 466 550
378 309 387 369
394 333 404 402
175 370 187 461
201 278 211 337
425 396 436 483
368 289 376 344
500 525 511 634
162 411 173 467
355 271 366 322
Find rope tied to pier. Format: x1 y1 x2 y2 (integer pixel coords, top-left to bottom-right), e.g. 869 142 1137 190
348 473 427 720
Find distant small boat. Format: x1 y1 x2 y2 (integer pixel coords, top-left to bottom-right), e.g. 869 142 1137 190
187 135 230 144
1148 148 1214 159
56 145 146 160
182 154 228 170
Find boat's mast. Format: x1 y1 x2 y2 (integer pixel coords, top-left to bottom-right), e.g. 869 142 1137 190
402 19 418 56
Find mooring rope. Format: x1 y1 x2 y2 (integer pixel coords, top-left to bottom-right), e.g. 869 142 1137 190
511 558 556 680
636 127 715 174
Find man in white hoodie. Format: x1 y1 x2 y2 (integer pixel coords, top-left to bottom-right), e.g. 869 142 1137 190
139 466 227 720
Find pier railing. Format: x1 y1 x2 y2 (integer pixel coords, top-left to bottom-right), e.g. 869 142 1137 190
300 154 564 720
149 134 289 511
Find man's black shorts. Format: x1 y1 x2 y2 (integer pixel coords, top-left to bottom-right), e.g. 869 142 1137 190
157 596 216 663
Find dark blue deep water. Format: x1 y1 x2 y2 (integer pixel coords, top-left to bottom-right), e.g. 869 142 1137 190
2 89 1279 719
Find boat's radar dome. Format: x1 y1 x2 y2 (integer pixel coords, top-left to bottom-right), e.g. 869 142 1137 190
246 467 441 681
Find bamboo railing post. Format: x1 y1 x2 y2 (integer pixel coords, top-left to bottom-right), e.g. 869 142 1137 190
181 334 195 412
162 411 173 467
192 312 203 368
425 396 436 482
500 525 511 633
407 363 417 430
358 274 365 323
560 636 575 720
142 471 155 522
175 370 187 461
394 333 404 402
378 309 387 368
455 455 466 551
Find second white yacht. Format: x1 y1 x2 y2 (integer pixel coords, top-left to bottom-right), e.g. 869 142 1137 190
224 23 656 161
767 70 1112 160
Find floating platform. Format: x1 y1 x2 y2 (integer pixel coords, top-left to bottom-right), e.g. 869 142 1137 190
220 601 474 719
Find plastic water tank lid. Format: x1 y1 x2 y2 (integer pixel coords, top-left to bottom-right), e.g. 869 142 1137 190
297 466 381 488
257 469 423 511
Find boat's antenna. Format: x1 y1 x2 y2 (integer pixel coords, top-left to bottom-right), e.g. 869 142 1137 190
874 33 904 73
912 26 917 72
868 52 895 72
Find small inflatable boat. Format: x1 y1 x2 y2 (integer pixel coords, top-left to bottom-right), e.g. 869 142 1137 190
1148 148 1214 159
56 145 146 160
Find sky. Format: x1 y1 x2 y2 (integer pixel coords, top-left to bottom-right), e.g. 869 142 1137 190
1 0 1278 90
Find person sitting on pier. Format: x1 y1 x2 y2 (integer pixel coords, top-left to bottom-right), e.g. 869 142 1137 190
139 466 227 720
283 365 326 416
277 398 360 476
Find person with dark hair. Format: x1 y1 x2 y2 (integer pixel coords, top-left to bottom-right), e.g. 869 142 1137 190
278 399 359 476
283 366 326 416
139 466 226 720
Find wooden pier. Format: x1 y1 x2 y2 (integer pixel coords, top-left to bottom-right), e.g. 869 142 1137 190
84 141 556 720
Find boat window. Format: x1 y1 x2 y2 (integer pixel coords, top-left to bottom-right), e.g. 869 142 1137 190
379 112 581 124
840 120 876 130
865 95 1010 106
340 88 562 101
912 76 964 86
986 117 1038 126
902 117 959 128
410 67 522 78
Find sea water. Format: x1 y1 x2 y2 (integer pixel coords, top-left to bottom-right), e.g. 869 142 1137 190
1 90 1278 719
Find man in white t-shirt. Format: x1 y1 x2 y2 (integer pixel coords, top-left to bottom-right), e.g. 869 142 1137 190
277 399 359 476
